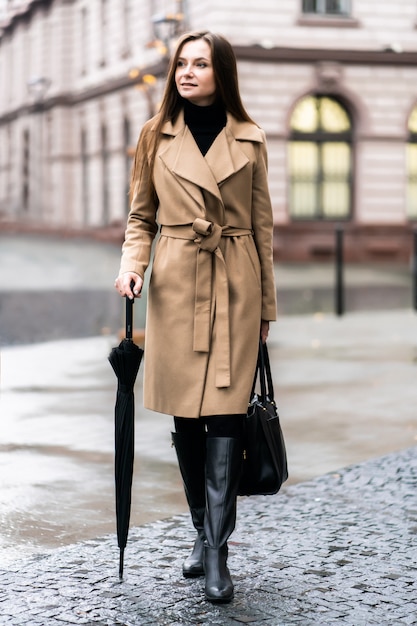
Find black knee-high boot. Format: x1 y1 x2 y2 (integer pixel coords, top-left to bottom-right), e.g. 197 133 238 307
171 430 206 577
204 437 242 603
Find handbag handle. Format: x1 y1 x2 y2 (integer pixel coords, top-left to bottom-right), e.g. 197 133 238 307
250 341 275 402
262 342 275 403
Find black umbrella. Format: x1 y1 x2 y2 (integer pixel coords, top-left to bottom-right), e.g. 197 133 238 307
108 293 143 579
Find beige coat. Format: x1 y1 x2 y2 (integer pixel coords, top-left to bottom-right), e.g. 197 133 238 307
120 110 277 418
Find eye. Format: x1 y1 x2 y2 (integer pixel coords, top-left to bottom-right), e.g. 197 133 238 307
197 62 207 68
176 60 185 67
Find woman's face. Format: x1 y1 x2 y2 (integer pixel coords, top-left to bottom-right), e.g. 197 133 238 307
175 39 217 106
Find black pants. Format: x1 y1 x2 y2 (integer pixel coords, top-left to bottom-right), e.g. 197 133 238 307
174 415 244 439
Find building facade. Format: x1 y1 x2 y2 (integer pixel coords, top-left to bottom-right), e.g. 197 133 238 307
1 0 417 261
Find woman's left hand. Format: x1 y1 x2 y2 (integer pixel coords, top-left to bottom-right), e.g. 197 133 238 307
260 319 269 344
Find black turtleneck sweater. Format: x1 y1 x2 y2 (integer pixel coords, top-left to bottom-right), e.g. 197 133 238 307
183 99 227 156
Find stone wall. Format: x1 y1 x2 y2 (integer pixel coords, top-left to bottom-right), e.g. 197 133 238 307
0 0 416 261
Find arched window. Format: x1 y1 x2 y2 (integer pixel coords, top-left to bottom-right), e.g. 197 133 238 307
288 95 353 220
406 106 417 220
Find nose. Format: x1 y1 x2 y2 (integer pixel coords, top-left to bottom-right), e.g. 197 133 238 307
182 63 193 77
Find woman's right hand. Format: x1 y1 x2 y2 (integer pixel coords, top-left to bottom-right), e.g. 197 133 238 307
114 272 143 300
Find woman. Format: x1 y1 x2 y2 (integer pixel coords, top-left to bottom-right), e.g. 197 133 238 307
115 31 277 603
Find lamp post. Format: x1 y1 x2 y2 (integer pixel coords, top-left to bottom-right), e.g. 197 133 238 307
27 76 51 221
150 0 187 58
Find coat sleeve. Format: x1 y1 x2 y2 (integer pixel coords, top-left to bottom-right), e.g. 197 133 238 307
119 122 159 279
251 132 277 321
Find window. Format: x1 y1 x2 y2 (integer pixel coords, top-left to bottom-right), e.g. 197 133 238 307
123 117 131 214
81 128 89 223
22 129 30 212
100 0 108 66
407 107 417 220
302 0 351 16
80 7 89 75
121 0 132 57
288 95 353 220
5 126 12 208
101 124 109 223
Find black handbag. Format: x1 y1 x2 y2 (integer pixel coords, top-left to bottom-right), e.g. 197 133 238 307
238 340 288 496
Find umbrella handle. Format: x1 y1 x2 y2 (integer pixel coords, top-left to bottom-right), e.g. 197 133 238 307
125 281 135 340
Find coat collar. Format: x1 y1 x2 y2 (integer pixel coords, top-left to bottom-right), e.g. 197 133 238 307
160 110 264 143
158 110 264 204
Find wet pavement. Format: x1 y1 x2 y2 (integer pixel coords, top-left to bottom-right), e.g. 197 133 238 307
2 307 417 563
1 233 417 623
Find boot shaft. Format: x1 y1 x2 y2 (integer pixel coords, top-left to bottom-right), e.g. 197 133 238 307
171 430 206 532
204 437 242 548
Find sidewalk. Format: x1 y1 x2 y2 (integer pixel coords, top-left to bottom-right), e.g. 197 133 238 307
0 446 416 625
0 232 414 345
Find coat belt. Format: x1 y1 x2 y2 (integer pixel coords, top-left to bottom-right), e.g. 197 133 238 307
160 220 253 388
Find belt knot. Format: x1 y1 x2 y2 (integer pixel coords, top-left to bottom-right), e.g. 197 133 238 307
192 218 222 252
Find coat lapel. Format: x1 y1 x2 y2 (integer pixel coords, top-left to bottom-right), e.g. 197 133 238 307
204 131 242 185
203 114 266 186
158 111 265 209
159 114 223 207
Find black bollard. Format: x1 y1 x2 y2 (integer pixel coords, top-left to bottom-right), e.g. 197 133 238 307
413 230 417 311
335 226 345 316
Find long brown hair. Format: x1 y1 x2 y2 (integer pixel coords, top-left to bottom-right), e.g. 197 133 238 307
130 31 255 199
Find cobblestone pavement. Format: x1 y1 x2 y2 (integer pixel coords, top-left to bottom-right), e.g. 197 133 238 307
1 446 416 626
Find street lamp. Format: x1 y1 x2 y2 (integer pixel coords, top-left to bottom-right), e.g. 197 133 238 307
150 12 183 57
27 76 51 105
149 0 187 58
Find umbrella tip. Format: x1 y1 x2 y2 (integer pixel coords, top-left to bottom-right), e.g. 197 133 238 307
119 549 124 580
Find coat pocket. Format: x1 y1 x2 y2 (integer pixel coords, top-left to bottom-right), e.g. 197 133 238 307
243 236 262 289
